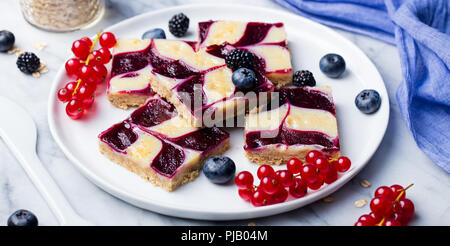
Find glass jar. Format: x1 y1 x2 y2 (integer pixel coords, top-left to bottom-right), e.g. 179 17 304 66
19 0 105 32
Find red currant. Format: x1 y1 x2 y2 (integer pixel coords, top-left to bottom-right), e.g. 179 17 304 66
369 212 382 224
72 40 90 59
271 188 288 204
65 81 78 92
251 190 270 207
300 164 319 183
358 214 375 225
287 158 302 174
98 47 112 64
289 178 307 198
260 174 280 195
383 218 401 226
65 58 82 76
314 156 330 170
81 81 97 92
390 184 406 200
305 150 322 164
82 95 95 109
389 212 409 226
374 186 394 200
393 198 414 219
73 85 95 109
320 166 338 184
235 171 254 189
275 170 294 187
354 221 372 226
85 76 102 85
92 64 107 81
57 88 72 102
99 32 116 48
78 65 96 79
238 189 253 202
80 37 93 47
370 197 393 217
66 99 85 120
307 176 324 190
336 156 351 172
257 165 274 179
88 50 102 65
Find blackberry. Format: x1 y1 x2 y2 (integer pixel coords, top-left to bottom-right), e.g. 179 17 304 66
225 49 255 71
16 52 40 74
293 70 316 87
168 13 189 37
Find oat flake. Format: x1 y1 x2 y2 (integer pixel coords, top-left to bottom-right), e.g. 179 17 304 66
323 197 334 203
33 41 47 51
354 199 367 208
32 72 40 78
15 48 24 56
7 46 17 54
38 67 49 74
360 179 371 188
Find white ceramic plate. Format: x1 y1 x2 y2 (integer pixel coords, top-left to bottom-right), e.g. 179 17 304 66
48 4 389 220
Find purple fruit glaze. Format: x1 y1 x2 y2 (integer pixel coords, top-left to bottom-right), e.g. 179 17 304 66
276 87 335 115
150 140 185 177
233 22 283 47
99 122 138 152
129 98 177 127
169 127 229 152
198 21 214 45
118 84 156 96
198 21 284 47
152 60 200 79
175 74 207 112
245 127 339 151
111 40 181 77
245 87 339 151
100 96 230 177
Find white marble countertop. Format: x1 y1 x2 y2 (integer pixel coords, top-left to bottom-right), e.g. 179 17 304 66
0 0 449 226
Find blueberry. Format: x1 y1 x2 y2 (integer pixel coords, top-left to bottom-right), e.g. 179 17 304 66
0 30 15 52
319 53 346 78
142 28 166 39
203 156 236 184
355 89 381 114
7 209 38 226
232 68 257 90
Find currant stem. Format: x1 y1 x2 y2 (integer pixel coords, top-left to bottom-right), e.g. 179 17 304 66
395 183 413 202
72 78 82 96
376 183 414 226
376 217 386 226
85 30 103 66
72 30 103 96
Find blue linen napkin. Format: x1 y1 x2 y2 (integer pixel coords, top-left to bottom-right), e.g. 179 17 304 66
273 0 450 172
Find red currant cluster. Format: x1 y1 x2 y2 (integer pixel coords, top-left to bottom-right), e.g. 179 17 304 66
57 31 117 119
235 150 352 207
355 184 414 226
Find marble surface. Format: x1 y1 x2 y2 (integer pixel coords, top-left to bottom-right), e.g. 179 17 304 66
0 0 449 226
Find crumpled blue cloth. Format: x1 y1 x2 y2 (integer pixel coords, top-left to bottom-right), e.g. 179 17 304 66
274 0 450 172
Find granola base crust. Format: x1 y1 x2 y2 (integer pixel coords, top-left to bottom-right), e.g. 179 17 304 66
245 145 340 165
107 92 149 110
99 139 230 192
267 71 293 88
